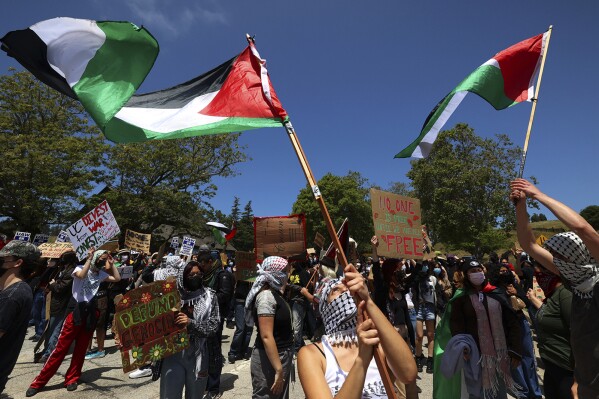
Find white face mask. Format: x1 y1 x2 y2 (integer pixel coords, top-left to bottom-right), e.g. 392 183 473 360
468 271 486 286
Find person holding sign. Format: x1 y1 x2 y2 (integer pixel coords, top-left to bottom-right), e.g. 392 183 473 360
27 248 121 396
298 263 417 399
160 260 220 399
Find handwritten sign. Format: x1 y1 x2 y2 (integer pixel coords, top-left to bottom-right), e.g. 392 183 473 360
234 251 258 281
170 237 180 249
114 279 187 372
124 229 151 253
14 232 31 242
370 188 423 259
33 234 49 246
179 236 196 256
56 230 70 243
66 200 121 260
38 242 74 259
254 214 307 262
118 265 134 279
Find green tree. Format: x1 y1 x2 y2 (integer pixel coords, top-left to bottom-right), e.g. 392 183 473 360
530 213 539 223
406 123 520 258
232 200 254 251
387 181 414 197
229 197 241 224
580 205 599 230
0 70 108 233
291 171 373 252
538 213 547 222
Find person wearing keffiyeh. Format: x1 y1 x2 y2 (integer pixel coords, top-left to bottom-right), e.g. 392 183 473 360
511 178 599 399
298 263 416 399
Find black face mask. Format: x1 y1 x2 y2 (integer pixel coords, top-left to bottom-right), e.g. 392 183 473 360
499 273 514 285
186 275 203 291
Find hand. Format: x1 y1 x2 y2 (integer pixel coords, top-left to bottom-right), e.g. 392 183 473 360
571 379 579 399
356 301 378 361
175 313 189 326
463 348 470 361
87 247 96 259
105 254 115 270
271 368 286 395
510 178 542 200
510 188 525 203
370 236 379 248
506 284 517 296
510 357 521 369
343 264 370 303
526 288 535 301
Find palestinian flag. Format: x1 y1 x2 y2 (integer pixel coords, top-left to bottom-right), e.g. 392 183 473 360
207 222 236 245
2 18 288 143
396 31 548 158
323 218 349 262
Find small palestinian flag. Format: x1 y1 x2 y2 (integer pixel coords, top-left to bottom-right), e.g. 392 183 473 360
1 18 288 143
323 218 349 262
396 31 548 158
207 222 236 246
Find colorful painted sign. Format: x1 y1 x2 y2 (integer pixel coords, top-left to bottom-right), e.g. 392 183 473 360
179 236 196 256
37 242 74 259
370 188 423 258
253 214 307 262
234 251 257 281
14 231 31 242
124 229 151 253
113 279 188 372
66 200 121 260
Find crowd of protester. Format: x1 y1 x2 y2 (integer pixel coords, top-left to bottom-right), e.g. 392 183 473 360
1 179 598 398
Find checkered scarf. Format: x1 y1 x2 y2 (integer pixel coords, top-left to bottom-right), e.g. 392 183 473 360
244 256 288 326
153 255 184 281
544 232 599 298
318 278 358 345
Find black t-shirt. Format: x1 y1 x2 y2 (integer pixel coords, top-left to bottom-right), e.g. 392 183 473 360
0 281 33 390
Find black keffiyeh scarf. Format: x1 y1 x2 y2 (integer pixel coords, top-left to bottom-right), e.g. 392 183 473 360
318 278 358 345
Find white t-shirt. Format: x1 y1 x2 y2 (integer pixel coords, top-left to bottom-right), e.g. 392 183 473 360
71 266 109 303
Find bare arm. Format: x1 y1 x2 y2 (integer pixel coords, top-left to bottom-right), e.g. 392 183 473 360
74 252 94 279
257 316 285 395
104 255 121 283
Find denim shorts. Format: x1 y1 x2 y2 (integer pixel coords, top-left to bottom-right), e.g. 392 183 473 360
415 302 436 321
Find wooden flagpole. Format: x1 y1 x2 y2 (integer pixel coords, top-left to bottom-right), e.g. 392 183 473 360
518 25 553 178
283 120 399 399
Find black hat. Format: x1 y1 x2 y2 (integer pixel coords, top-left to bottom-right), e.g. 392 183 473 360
462 260 481 272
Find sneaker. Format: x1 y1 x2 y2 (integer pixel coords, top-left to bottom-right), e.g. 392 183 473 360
226 320 235 329
25 388 39 397
66 383 77 391
129 368 152 379
426 357 434 374
228 355 236 364
416 355 424 372
85 350 106 360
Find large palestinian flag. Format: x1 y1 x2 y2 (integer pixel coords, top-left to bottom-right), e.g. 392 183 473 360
396 31 548 158
1 18 288 143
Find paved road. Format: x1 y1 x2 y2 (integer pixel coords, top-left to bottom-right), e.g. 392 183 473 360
3 324 435 398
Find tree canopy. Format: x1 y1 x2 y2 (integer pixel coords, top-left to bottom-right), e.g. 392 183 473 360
580 205 599 230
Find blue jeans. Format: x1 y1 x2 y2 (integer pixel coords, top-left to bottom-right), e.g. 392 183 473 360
291 301 306 353
43 314 66 357
30 290 46 336
228 301 252 360
511 315 542 398
160 349 208 399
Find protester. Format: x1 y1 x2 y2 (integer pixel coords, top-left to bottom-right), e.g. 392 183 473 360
511 177 599 398
159 260 220 399
447 260 522 398
288 259 311 354
227 279 253 364
411 261 438 374
298 264 417 399
26 248 121 396
245 256 293 399
0 241 41 394
526 262 573 399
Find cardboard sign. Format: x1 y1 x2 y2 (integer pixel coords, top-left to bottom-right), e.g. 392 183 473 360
535 235 548 246
170 237 180 249
124 229 151 253
118 265 134 280
66 200 121 260
314 232 325 249
179 236 196 256
32 234 49 246
99 240 120 252
14 231 31 242
235 251 258 281
113 279 188 372
254 214 307 262
370 188 423 258
56 230 70 243
38 242 74 259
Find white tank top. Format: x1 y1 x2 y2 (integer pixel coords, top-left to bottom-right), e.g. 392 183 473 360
321 336 388 398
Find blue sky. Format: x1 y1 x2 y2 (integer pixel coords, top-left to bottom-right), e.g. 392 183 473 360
2 1 598 225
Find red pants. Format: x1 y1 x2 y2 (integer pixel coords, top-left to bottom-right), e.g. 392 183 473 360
30 311 96 389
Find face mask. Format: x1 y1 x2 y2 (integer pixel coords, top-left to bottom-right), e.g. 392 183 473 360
433 267 441 276
401 265 407 272
468 271 486 286
186 275 203 291
421 265 429 274
122 256 129 262
535 270 560 298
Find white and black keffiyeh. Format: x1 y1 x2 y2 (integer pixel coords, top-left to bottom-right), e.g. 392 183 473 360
318 278 358 345
244 256 288 326
154 255 184 281
545 231 599 298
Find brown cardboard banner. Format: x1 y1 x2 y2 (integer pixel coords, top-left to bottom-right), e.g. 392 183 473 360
370 188 423 259
235 251 257 281
254 214 307 262
124 229 151 253
37 242 74 259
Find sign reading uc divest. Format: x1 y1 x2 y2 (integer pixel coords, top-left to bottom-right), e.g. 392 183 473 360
114 279 188 372
370 188 423 258
66 200 120 260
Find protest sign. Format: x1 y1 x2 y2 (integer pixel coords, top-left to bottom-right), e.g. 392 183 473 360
99 240 119 252
113 278 187 372
32 234 49 246
535 234 548 246
235 251 258 281
124 229 151 253
66 200 121 260
254 214 307 262
370 188 423 258
170 237 180 249
314 232 325 249
56 230 70 243
38 242 74 259
14 231 31 242
117 265 134 280
179 236 195 256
